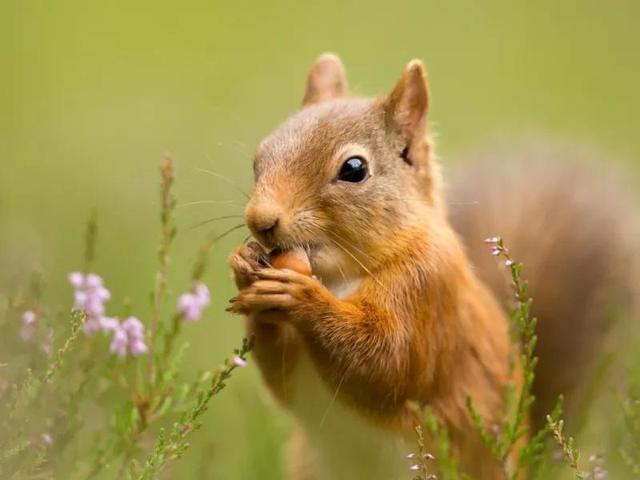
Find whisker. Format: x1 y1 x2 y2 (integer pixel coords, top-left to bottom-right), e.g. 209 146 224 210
330 238 388 292
335 261 348 284
319 369 348 429
189 214 245 230
196 168 251 199
209 223 247 244
177 199 245 209
330 231 377 265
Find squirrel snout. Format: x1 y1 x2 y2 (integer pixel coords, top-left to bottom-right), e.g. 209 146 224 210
245 201 283 247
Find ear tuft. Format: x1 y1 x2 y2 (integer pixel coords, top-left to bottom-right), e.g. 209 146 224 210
302 53 348 107
385 59 429 138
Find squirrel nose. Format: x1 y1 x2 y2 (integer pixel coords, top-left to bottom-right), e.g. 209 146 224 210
253 216 279 235
245 201 283 246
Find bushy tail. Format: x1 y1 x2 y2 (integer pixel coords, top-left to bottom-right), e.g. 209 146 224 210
446 140 639 429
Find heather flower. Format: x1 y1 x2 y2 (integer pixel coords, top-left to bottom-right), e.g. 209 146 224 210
100 316 120 332
68 272 111 334
68 271 84 288
233 355 247 368
109 316 148 358
109 325 128 357
41 433 53 446
41 328 54 356
177 282 211 322
20 310 37 341
409 464 421 471
22 310 36 325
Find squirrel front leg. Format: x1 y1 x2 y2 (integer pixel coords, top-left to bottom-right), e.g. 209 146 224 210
230 268 414 416
229 244 302 404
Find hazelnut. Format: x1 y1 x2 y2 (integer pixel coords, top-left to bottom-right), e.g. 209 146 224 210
270 248 312 276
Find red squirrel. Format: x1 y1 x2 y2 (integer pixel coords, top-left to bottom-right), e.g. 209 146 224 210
228 54 636 479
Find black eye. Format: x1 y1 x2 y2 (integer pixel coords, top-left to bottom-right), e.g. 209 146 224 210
337 156 368 183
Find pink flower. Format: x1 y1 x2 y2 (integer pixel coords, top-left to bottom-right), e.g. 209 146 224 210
85 273 103 288
41 328 53 355
130 339 148 356
233 355 247 368
177 282 211 322
109 317 148 358
20 310 37 342
109 326 128 357
83 317 102 334
68 272 84 288
22 310 36 325
69 272 112 335
100 316 120 332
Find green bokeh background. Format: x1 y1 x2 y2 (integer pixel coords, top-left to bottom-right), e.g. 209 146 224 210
2 1 639 478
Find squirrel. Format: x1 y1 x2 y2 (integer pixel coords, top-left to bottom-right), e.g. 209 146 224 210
228 53 637 480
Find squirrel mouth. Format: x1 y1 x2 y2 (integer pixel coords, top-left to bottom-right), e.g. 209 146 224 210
269 243 318 258
256 243 320 268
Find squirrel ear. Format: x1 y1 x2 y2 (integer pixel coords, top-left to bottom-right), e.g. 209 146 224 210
385 60 429 138
302 53 348 107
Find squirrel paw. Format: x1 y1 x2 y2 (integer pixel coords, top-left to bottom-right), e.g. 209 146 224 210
228 241 267 290
227 268 332 318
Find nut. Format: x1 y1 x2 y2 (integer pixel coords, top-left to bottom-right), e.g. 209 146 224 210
269 248 312 276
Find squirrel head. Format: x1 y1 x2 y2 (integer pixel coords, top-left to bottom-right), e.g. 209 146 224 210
245 53 442 281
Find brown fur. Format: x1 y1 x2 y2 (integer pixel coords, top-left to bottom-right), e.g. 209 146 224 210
447 141 639 429
229 54 516 479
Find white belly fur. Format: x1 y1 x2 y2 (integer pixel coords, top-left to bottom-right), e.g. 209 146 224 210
287 279 412 480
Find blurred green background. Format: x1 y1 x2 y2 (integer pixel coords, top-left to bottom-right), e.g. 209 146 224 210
2 0 639 478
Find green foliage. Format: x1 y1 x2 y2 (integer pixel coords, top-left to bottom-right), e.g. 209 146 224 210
546 415 585 479
620 385 640 475
0 158 252 480
412 239 613 480
462 238 552 479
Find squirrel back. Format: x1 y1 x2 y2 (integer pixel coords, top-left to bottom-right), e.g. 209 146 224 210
447 141 639 428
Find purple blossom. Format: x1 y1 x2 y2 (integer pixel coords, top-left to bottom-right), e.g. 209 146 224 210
109 325 128 357
41 433 53 446
100 316 120 332
68 272 112 334
41 328 54 356
409 464 421 471
83 317 102 335
22 310 36 325
505 259 514 267
178 282 211 322
68 272 84 288
20 310 37 342
233 355 247 368
109 317 148 358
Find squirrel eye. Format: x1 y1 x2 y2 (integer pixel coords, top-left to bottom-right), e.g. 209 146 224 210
337 156 368 183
